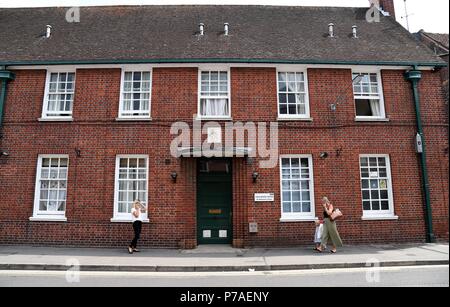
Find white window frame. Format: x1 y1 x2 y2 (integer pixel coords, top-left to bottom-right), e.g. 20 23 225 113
352 70 386 120
111 155 150 222
30 154 69 222
276 69 311 120
197 67 232 120
359 154 397 220
40 69 76 121
118 66 153 120
279 155 316 221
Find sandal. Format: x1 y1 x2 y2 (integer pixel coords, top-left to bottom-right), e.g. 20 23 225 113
330 250 337 254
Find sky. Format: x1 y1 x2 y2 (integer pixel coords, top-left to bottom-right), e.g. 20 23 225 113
0 0 448 34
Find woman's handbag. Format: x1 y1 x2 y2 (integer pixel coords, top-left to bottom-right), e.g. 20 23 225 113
330 209 343 221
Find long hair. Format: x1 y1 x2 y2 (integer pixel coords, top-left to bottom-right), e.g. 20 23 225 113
133 199 143 209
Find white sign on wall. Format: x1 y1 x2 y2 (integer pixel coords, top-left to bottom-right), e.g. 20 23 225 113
207 127 222 144
254 193 275 202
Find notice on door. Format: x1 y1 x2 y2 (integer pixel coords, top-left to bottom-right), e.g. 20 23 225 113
254 193 275 202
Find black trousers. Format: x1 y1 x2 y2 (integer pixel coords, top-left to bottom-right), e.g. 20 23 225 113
131 221 142 249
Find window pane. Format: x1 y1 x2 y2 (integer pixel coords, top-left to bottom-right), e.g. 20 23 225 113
361 180 369 189
40 190 48 200
372 201 380 210
58 201 66 211
292 202 301 213
283 192 291 201
291 181 300 190
360 157 368 167
363 201 371 211
355 99 374 116
302 202 311 213
362 190 370 200
282 202 291 213
39 201 48 211
301 181 309 190
371 190 379 200
301 191 310 201
370 180 378 189
50 73 58 82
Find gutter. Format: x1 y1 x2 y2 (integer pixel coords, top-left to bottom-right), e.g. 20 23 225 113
0 69 15 135
0 58 447 68
404 67 435 243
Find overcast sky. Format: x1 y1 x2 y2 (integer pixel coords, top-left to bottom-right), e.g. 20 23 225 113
0 0 448 33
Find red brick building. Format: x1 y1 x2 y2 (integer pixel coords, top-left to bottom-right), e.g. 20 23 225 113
0 4 448 248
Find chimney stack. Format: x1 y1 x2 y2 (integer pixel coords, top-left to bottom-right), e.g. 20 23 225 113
371 0 396 19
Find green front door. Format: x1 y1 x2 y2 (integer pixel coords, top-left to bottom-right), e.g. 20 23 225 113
197 159 232 244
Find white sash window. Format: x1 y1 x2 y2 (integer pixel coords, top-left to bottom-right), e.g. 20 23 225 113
199 70 230 118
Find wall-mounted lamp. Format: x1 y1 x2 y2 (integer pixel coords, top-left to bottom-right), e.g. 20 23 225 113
171 172 178 183
0 150 9 157
319 152 329 159
75 148 81 157
252 171 259 183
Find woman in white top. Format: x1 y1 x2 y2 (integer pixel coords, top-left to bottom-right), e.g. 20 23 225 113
128 200 146 254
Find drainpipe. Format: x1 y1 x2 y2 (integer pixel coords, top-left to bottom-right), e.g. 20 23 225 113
0 68 15 136
404 67 435 243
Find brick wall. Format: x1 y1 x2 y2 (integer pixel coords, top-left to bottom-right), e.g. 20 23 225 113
0 66 447 248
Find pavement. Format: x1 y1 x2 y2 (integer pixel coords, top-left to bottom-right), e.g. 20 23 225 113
0 243 448 272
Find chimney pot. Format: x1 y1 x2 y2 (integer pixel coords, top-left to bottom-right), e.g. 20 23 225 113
199 23 205 36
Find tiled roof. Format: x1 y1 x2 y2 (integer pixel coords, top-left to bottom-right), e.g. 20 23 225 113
0 5 445 66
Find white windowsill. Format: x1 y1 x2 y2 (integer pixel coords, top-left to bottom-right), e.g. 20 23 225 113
38 117 73 122
29 216 67 222
280 217 318 222
110 218 150 223
355 117 390 122
362 215 399 221
116 117 152 121
195 116 233 121
277 117 313 122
